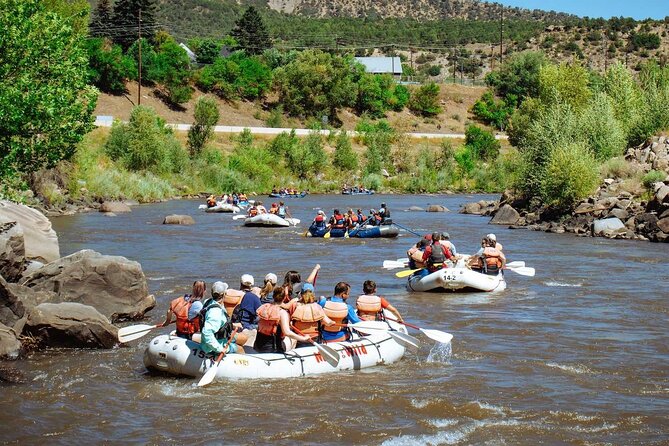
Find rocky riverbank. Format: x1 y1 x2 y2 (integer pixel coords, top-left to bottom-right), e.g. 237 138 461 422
461 136 669 243
0 200 155 363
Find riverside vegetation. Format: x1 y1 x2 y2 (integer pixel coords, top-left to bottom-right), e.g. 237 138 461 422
1 0 668 219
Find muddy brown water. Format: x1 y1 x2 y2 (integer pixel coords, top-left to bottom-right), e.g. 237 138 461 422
1 195 668 445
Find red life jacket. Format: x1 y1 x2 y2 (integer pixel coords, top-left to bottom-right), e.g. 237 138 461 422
333 214 345 229
315 215 324 222
350 215 359 223
170 296 200 336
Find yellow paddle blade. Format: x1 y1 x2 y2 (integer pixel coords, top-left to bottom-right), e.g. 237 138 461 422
303 229 309 237
323 230 331 239
344 230 349 239
395 268 422 278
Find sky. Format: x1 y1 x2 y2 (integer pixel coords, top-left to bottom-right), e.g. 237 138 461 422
495 0 667 20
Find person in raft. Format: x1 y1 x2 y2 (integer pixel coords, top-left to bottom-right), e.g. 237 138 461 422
318 282 361 343
200 281 248 355
162 280 205 340
289 283 335 348
254 286 311 353
468 236 506 276
356 280 404 322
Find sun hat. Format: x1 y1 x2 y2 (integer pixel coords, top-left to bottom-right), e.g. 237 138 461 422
264 273 277 285
212 281 229 296
486 233 496 241
241 274 254 286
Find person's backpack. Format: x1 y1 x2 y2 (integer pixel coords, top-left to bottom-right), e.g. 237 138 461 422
200 299 233 340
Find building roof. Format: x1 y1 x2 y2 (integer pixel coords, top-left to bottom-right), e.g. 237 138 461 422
355 57 403 75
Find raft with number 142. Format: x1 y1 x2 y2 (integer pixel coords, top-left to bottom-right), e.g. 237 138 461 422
143 318 408 380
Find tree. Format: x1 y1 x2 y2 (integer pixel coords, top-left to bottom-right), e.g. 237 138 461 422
333 131 358 171
273 50 358 121
464 125 500 161
111 0 158 49
231 6 271 56
90 0 114 39
485 51 546 101
188 96 220 157
408 82 441 117
0 0 98 181
85 38 136 94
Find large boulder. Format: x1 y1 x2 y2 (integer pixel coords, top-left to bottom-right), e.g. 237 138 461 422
657 217 669 234
0 276 27 334
23 303 117 349
163 214 195 225
426 205 448 213
593 217 625 235
0 216 25 282
461 202 481 214
0 322 21 359
0 201 59 263
21 250 155 322
100 201 131 213
405 206 424 212
490 204 520 225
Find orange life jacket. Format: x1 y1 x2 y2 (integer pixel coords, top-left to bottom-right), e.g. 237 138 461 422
483 247 503 270
223 289 244 317
291 303 324 339
322 301 348 333
170 296 200 335
356 295 382 321
350 215 359 223
257 303 283 336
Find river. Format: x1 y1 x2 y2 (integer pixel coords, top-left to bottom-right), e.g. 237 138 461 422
1 194 668 445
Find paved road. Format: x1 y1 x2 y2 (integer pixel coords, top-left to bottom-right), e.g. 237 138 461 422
94 116 508 140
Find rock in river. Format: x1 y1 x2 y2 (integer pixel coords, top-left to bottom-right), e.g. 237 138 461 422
0 200 60 263
163 214 195 225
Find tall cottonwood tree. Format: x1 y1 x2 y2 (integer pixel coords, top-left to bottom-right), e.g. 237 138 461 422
231 6 271 55
0 0 97 181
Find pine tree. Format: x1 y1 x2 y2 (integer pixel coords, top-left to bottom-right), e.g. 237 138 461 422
111 0 157 49
231 6 271 55
90 0 114 39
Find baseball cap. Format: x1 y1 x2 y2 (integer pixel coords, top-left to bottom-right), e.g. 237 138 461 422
486 233 496 241
212 281 229 295
241 274 254 286
318 210 325 215
264 273 277 285
301 283 315 293
441 232 450 240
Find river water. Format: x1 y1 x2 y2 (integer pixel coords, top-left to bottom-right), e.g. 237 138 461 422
2 194 668 445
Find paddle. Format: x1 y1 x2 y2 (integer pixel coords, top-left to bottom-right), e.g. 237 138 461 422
504 265 535 276
323 228 332 239
392 222 422 237
383 260 408 269
197 327 239 387
232 215 247 220
118 321 173 343
291 327 340 367
383 316 453 344
344 229 349 239
395 265 440 278
347 321 420 350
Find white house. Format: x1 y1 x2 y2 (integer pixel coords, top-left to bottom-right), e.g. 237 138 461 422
354 57 403 77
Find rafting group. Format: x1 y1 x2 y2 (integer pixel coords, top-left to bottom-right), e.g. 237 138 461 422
307 203 399 238
206 192 249 208
269 187 308 198
341 184 374 195
159 265 404 356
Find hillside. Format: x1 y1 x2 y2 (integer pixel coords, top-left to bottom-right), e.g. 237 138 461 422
94 82 488 135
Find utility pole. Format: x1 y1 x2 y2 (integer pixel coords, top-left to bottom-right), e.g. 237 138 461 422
138 8 142 106
499 5 504 65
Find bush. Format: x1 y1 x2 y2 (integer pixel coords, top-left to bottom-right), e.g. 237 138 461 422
104 106 184 173
485 51 546 101
85 38 135 94
471 91 516 130
540 142 599 209
642 170 666 190
426 65 441 77
188 96 220 157
464 125 500 161
579 93 626 160
333 131 358 171
408 82 441 117
266 106 283 128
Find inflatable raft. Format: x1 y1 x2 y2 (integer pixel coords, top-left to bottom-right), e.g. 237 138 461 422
244 214 300 227
144 322 407 380
341 189 375 195
199 203 240 213
308 224 399 238
407 267 506 292
268 192 308 199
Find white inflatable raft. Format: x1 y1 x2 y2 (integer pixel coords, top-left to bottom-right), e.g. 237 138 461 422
199 203 240 213
243 214 300 227
144 322 407 380
407 267 506 292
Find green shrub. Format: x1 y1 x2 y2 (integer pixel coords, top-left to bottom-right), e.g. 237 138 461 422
471 91 516 130
464 125 500 160
642 170 666 190
188 96 220 157
266 106 283 128
579 93 626 160
104 106 183 173
362 173 382 191
408 82 441 117
540 142 599 209
333 131 358 171
85 38 135 94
